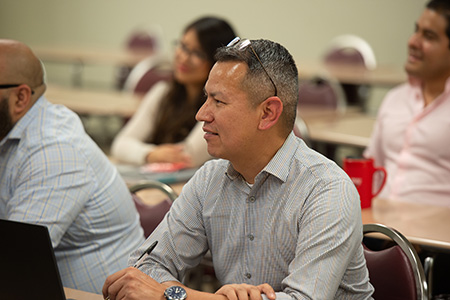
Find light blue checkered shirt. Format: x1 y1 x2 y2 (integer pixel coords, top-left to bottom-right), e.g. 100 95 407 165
131 132 374 299
0 96 145 293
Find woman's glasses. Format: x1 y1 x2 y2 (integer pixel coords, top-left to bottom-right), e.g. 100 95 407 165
227 37 278 96
175 41 208 64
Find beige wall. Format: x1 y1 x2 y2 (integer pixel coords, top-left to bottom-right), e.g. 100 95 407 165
0 0 428 110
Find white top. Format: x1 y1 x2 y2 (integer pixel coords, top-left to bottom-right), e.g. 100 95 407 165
111 81 211 166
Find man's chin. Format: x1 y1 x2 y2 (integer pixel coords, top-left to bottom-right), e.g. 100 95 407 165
206 146 225 160
404 63 421 78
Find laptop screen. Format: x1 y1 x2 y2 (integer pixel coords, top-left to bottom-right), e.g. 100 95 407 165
0 219 66 300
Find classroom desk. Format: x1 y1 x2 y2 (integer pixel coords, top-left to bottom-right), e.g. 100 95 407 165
115 163 198 186
46 84 141 117
114 162 193 205
33 45 154 86
34 45 152 67
64 287 103 300
298 61 406 87
362 198 450 250
298 107 375 148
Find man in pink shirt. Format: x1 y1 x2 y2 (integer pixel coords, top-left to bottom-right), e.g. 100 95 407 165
365 0 450 207
365 1 450 296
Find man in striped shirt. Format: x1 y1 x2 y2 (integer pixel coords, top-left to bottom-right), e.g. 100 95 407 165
0 39 145 294
104 39 373 300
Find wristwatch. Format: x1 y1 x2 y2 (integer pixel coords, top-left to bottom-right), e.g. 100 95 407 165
164 285 187 300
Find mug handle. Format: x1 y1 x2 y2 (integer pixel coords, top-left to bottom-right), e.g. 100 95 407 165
372 167 387 197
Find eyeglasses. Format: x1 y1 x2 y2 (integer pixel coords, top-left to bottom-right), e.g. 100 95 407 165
227 37 278 96
0 84 34 95
175 41 208 64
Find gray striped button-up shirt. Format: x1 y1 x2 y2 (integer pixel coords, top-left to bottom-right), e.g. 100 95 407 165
132 132 374 299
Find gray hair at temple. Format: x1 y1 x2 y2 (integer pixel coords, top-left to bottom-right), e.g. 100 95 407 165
214 39 299 134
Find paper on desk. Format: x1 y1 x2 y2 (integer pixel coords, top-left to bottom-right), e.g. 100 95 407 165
140 162 189 173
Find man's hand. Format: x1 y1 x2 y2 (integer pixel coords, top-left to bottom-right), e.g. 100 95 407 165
215 283 276 300
102 267 166 300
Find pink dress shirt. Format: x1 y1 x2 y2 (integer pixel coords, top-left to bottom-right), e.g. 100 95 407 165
364 77 450 206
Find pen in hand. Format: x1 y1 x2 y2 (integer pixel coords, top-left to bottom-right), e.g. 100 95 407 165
133 240 158 269
104 241 158 300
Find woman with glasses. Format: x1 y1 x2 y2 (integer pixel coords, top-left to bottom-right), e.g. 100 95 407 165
111 17 236 167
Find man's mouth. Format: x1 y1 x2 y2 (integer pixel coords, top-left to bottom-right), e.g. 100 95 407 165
203 127 218 136
407 50 422 63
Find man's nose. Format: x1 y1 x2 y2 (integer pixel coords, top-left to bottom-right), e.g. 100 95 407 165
196 100 210 122
408 32 420 50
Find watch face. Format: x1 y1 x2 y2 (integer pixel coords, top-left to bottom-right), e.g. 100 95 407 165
165 286 187 300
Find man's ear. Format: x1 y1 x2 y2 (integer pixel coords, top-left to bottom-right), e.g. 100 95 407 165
11 85 33 118
258 96 283 130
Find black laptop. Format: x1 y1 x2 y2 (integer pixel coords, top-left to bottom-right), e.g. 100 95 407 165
0 219 68 300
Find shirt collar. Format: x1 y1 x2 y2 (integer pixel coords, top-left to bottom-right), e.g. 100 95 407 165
0 96 45 145
225 131 298 183
408 75 450 108
261 131 297 182
408 75 450 93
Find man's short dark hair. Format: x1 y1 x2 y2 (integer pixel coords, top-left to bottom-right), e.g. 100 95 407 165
427 0 450 48
215 39 299 134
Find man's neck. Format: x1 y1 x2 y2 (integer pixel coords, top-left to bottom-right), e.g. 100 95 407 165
231 135 286 184
422 76 449 107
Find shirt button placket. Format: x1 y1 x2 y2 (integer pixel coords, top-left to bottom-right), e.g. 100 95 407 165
245 194 256 282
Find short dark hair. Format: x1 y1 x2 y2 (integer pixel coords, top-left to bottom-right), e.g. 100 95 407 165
427 0 450 47
215 39 299 134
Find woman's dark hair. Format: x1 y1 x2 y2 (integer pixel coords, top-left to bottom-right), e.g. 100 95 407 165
149 17 236 145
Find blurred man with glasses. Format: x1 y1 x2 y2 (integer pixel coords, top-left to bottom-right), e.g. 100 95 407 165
0 39 145 294
104 38 373 300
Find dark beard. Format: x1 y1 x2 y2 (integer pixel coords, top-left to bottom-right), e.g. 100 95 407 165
0 97 14 141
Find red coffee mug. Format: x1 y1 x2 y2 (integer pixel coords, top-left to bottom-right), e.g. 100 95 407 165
343 157 387 209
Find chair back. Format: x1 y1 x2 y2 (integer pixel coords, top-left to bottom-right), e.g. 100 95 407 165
115 26 164 90
298 76 346 113
323 34 376 110
293 115 310 146
363 223 428 300
123 56 172 96
126 31 157 52
323 34 376 70
129 180 178 238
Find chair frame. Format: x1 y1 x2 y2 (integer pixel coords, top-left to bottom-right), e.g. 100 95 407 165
324 34 377 70
129 180 178 202
294 115 311 146
363 223 429 300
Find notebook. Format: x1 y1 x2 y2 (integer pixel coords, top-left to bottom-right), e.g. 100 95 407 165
0 219 69 300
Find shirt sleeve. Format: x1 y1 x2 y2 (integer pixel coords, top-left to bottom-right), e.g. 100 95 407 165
261 293 292 300
282 179 368 299
6 139 93 248
111 82 168 165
